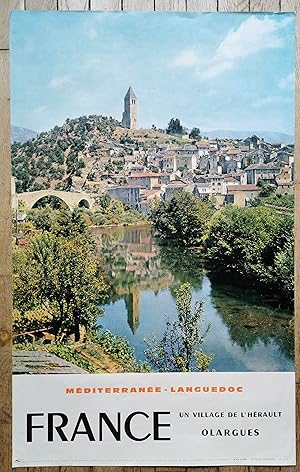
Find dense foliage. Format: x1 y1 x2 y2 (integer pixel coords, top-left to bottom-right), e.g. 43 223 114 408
150 191 214 246
22 197 146 233
145 283 213 372
13 209 107 341
206 206 294 304
150 191 294 306
251 193 294 209
92 194 147 225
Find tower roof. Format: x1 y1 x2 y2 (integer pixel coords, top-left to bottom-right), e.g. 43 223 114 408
125 86 136 99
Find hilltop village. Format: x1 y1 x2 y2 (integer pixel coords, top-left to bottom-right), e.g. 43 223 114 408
102 130 294 213
89 87 294 212
12 86 295 212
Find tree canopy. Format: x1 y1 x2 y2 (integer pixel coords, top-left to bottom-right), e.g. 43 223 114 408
166 118 183 136
150 191 214 246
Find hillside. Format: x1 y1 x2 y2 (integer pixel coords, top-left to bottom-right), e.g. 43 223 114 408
11 115 182 193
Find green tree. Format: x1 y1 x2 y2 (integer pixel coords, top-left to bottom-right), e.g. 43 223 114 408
13 232 107 341
205 205 294 303
27 205 58 232
166 118 183 136
150 191 214 246
257 178 275 197
189 127 201 139
144 283 213 372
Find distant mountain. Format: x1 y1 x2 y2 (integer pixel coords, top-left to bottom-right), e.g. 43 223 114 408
11 125 38 144
202 129 294 144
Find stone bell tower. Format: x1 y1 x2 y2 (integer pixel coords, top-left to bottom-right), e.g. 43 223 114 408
122 86 137 129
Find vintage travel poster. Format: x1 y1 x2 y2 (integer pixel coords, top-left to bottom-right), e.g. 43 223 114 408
10 11 296 467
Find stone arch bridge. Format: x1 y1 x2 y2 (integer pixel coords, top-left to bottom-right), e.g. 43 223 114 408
17 190 96 210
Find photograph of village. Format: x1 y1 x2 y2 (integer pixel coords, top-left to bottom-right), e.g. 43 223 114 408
11 11 295 375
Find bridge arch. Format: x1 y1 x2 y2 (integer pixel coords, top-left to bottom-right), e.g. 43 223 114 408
78 198 90 209
32 195 69 209
17 190 95 211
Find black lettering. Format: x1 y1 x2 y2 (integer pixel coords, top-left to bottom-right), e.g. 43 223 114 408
26 413 44 442
124 412 151 441
99 413 121 441
71 413 95 441
153 412 171 441
48 413 68 441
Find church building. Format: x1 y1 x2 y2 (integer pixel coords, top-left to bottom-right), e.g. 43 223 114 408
122 86 137 129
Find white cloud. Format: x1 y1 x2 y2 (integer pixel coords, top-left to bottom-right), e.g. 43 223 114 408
171 49 199 68
172 15 290 79
278 72 295 89
251 95 292 108
49 74 72 89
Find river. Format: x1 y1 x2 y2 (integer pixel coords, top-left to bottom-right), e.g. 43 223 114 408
91 224 294 372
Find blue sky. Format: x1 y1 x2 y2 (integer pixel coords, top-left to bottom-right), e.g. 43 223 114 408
10 11 295 135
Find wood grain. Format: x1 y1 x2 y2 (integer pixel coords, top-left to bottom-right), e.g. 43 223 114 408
0 0 24 50
60 467 91 472
123 0 154 10
249 0 280 11
155 0 186 11
0 48 12 472
25 0 57 9
281 0 299 12
58 0 89 10
186 0 217 11
294 9 300 385
187 469 219 472
218 0 250 11
91 0 121 9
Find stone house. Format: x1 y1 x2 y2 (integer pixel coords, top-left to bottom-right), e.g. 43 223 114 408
225 184 260 207
106 185 141 206
193 183 212 199
173 145 199 171
206 174 225 194
127 172 171 190
244 162 282 185
160 152 177 172
163 180 189 201
225 158 240 174
275 167 294 195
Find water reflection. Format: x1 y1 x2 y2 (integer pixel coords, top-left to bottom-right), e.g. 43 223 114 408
91 225 294 372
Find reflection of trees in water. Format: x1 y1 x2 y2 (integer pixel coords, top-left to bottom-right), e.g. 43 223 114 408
95 226 173 303
157 245 205 292
211 285 294 360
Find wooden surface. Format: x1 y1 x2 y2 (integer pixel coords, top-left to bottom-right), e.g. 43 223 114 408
12 350 88 374
155 0 186 11
91 0 121 10
25 0 57 9
0 0 298 471
218 1 249 11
